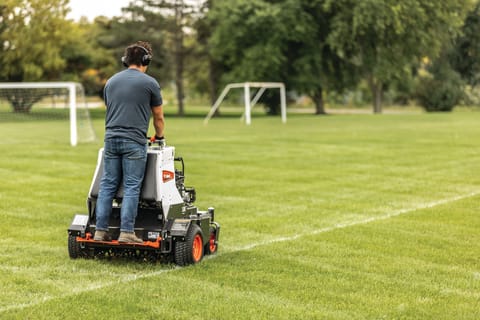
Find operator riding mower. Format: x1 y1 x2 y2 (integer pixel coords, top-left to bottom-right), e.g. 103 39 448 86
67 141 220 266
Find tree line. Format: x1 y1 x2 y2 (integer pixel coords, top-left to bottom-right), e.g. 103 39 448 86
1 0 479 114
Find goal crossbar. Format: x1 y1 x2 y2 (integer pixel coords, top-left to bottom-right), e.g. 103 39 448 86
0 82 80 146
204 82 287 125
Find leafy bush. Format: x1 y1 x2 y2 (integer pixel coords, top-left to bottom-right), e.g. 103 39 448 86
415 64 465 112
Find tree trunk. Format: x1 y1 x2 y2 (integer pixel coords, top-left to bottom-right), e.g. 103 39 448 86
174 0 185 116
313 87 327 115
6 89 46 113
368 75 383 114
208 57 221 117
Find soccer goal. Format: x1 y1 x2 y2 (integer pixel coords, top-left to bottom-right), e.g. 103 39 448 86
204 82 287 125
0 82 96 146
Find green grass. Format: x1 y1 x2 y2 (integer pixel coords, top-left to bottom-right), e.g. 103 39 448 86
0 110 479 319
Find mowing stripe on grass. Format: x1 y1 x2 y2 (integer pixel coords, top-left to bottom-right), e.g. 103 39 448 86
1 191 478 314
0 268 178 313
230 191 480 252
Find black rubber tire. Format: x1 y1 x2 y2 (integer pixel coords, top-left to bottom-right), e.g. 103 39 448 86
174 224 204 266
68 234 81 259
204 227 218 255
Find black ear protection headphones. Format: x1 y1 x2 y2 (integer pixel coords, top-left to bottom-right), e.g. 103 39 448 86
121 45 152 67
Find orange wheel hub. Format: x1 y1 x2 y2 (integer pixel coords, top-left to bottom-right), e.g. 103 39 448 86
192 234 203 262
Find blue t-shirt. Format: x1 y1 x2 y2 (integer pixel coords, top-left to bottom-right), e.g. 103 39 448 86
103 69 163 145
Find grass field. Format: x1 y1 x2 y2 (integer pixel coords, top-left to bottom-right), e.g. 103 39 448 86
0 108 479 319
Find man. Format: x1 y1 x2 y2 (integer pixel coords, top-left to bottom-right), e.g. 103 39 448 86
94 41 165 243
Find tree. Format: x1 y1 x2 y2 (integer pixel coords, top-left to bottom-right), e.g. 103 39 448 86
193 0 223 107
98 0 203 116
57 18 119 96
285 0 358 114
324 0 473 113
208 0 288 112
95 6 170 87
416 54 464 112
0 0 71 82
450 2 480 87
0 0 73 112
208 0 356 115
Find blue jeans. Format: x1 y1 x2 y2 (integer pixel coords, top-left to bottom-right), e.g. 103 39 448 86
95 138 147 233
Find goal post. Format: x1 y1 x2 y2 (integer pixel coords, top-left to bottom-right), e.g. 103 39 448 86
204 82 287 125
0 82 96 146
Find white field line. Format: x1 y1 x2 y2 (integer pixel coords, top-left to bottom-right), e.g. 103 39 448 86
231 191 480 252
1 191 478 314
0 268 178 314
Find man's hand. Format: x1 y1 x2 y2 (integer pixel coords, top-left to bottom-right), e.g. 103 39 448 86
150 135 165 146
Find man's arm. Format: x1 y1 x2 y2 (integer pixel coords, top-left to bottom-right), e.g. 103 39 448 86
151 105 165 138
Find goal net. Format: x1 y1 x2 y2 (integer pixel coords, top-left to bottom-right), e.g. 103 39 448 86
204 82 287 125
0 82 96 146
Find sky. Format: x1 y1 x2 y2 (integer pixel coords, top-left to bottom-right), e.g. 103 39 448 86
67 0 133 21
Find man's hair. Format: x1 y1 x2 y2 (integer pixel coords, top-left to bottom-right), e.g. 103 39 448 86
123 41 153 66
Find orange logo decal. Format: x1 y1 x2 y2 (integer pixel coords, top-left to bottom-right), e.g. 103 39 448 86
162 170 174 183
